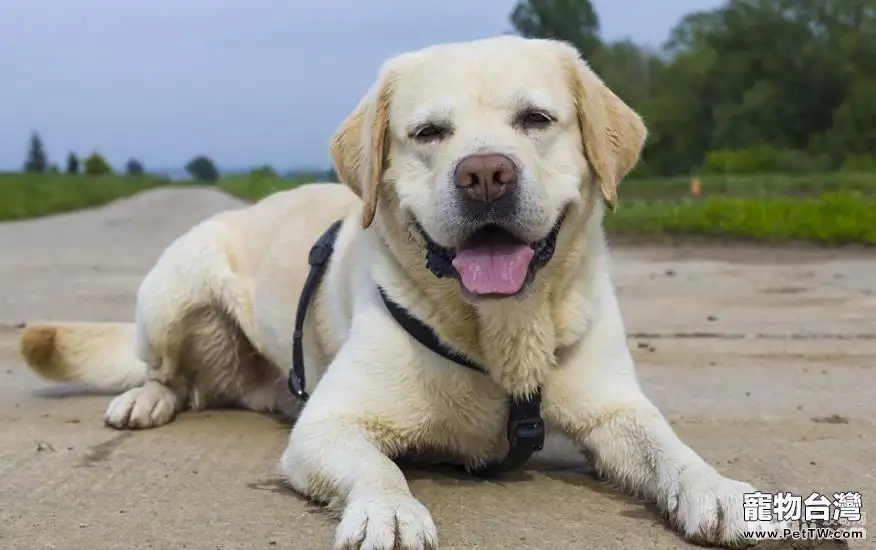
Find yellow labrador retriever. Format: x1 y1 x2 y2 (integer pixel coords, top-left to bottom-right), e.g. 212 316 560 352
19 36 781 549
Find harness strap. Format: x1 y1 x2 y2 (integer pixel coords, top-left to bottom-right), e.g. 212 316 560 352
289 220 546 477
378 288 545 476
378 287 482 372
288 220 343 400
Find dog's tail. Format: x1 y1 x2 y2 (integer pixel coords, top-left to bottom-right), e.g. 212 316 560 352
19 322 148 392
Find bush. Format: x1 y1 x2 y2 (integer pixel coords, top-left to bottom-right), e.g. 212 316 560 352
841 155 876 173
83 152 114 176
248 165 278 179
702 146 831 175
626 159 659 180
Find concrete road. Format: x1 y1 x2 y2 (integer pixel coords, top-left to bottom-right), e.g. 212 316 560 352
1 188 872 549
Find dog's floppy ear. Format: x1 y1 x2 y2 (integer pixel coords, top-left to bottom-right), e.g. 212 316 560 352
559 43 647 210
328 72 393 229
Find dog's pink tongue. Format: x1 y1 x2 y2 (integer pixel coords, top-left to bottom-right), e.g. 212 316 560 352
452 245 535 295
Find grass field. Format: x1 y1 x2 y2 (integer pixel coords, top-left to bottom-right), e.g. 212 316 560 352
2 171 875 245
620 172 876 200
0 172 176 221
605 193 876 245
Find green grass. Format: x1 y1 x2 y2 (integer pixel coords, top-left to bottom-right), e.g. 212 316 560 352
3 171 876 246
605 192 876 245
0 172 174 221
217 173 311 202
621 171 876 201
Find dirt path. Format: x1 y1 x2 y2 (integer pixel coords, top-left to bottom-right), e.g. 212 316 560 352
1 189 872 549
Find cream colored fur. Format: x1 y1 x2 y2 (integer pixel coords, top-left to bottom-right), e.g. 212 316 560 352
19 36 785 549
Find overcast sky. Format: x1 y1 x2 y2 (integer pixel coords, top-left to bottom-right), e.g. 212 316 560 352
1 0 724 173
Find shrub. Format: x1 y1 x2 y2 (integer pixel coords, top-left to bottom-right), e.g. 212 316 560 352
841 155 876 173
83 152 114 176
702 146 831 175
248 165 278 179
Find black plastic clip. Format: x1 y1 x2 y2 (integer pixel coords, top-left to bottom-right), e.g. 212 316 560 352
507 393 546 452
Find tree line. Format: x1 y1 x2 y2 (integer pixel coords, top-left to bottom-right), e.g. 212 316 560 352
18 131 338 184
20 131 223 183
511 0 876 176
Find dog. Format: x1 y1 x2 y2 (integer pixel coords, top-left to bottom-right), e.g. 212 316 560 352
19 36 783 549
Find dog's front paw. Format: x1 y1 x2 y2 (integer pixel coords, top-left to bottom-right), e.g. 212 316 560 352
335 493 437 550
668 466 781 547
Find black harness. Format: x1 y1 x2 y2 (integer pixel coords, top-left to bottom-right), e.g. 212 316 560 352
288 220 546 478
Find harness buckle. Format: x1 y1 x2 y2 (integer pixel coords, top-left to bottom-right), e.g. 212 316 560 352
309 241 333 266
507 415 545 452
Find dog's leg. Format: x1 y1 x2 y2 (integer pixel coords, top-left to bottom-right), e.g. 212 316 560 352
106 224 249 429
279 346 438 550
104 297 189 430
544 298 782 547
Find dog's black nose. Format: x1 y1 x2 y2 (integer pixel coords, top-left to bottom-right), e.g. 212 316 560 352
454 154 518 204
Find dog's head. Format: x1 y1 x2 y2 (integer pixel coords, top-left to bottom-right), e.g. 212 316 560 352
330 36 646 301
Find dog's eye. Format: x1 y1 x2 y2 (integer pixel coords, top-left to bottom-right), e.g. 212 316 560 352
516 109 554 130
410 122 449 142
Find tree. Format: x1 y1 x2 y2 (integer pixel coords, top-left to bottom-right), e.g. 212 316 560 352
510 0 601 59
24 131 48 173
185 155 220 183
83 152 114 176
636 0 875 174
589 40 665 107
65 153 80 175
824 77 876 158
125 158 145 176
507 0 876 176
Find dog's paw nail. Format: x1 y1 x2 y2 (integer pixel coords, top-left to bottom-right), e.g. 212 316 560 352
335 494 437 550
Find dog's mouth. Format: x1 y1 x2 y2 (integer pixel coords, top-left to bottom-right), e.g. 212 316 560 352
452 226 540 296
417 216 565 298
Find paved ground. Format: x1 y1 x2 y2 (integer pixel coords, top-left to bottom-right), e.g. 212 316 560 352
0 188 873 549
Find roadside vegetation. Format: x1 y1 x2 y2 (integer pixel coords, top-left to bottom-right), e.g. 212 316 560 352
0 172 173 221
3 169 874 246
